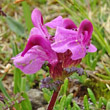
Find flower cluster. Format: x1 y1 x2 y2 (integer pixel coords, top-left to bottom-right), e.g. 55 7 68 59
12 8 97 81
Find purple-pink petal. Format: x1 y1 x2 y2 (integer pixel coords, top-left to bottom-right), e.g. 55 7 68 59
45 16 77 30
31 9 50 38
22 33 58 65
52 38 79 56
78 19 93 37
51 40 68 53
52 19 96 60
12 46 48 74
45 16 63 28
31 8 43 28
69 44 86 60
78 19 93 44
55 27 77 42
29 27 42 37
21 34 50 56
63 18 77 29
87 44 97 52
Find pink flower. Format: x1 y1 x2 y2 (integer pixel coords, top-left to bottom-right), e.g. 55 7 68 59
48 18 97 60
12 8 97 80
12 8 58 74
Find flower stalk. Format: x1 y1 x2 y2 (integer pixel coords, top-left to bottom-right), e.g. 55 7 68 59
47 85 61 110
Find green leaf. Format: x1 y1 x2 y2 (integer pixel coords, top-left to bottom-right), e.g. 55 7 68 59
37 0 46 4
98 97 103 109
67 104 71 110
83 95 89 110
54 104 60 110
21 92 32 110
101 97 107 106
42 88 52 102
21 77 26 91
0 79 10 100
65 93 73 107
87 88 96 105
60 78 68 95
14 103 21 110
60 95 66 110
12 42 22 94
63 78 68 95
0 101 4 110
22 1 33 32
6 16 25 36
11 42 19 56
73 101 81 110
14 68 22 94
106 101 110 110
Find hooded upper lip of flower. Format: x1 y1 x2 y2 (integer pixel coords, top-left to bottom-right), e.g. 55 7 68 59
12 8 58 74
46 16 97 60
22 8 58 63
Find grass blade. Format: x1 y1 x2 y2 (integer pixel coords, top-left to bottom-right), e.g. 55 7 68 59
83 95 89 110
22 1 33 32
106 101 110 110
6 16 25 36
87 88 96 105
0 79 10 100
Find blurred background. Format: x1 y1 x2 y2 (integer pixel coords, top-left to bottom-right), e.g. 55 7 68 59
0 0 110 110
